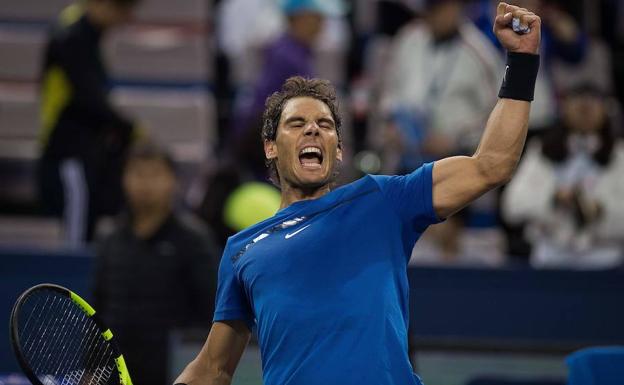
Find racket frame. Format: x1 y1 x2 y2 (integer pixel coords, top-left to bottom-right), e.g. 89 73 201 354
9 283 133 385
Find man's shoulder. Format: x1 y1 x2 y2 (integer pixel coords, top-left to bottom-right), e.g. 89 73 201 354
335 174 382 201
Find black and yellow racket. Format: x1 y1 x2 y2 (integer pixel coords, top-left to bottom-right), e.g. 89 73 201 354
9 283 132 385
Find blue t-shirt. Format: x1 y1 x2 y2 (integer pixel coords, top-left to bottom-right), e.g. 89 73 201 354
214 163 440 385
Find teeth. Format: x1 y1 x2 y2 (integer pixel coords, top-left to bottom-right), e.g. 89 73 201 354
300 147 322 156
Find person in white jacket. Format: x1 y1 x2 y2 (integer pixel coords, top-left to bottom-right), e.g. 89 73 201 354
502 84 624 269
378 0 502 173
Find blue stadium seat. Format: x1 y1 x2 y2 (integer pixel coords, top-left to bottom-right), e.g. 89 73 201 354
566 347 624 385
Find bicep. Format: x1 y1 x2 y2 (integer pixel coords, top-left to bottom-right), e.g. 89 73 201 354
432 156 493 219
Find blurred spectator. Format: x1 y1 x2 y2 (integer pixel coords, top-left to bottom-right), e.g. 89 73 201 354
502 84 624 269
228 0 345 179
93 142 220 385
473 0 619 259
378 0 501 173
218 0 348 87
216 0 283 87
38 0 139 246
598 0 624 109
375 0 420 37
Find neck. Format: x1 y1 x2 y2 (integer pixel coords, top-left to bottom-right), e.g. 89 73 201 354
279 183 331 209
131 207 171 239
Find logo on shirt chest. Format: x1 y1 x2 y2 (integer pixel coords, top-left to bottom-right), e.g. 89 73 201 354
284 224 311 239
232 216 308 261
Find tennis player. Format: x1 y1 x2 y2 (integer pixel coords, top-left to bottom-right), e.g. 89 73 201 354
175 3 541 384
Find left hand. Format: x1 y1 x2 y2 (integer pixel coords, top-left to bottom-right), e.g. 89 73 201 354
493 2 541 55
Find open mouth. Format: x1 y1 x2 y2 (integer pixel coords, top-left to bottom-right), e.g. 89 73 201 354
298 146 323 170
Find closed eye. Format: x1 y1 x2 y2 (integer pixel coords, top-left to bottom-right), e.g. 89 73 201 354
317 118 335 129
284 117 306 128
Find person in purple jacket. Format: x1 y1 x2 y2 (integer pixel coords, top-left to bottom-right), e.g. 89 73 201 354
230 0 337 178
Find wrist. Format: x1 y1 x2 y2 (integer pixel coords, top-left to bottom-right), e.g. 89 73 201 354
498 52 540 102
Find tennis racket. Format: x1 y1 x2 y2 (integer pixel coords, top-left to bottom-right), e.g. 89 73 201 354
9 283 133 385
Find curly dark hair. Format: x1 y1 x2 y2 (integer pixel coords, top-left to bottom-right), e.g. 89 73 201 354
261 76 343 186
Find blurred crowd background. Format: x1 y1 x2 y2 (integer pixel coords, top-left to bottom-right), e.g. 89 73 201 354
1 0 623 384
1 0 624 267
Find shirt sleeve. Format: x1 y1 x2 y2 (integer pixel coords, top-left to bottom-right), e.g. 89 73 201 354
213 245 254 329
370 162 441 232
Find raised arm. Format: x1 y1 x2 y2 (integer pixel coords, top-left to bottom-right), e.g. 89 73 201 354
174 320 250 385
432 2 541 219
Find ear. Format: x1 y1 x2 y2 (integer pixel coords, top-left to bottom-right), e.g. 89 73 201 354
264 140 277 160
336 143 343 162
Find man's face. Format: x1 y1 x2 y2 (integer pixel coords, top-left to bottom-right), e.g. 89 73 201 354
123 157 176 213
264 97 342 190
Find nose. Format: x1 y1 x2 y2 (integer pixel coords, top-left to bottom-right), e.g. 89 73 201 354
303 122 320 136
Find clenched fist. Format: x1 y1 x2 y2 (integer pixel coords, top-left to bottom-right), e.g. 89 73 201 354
494 2 541 55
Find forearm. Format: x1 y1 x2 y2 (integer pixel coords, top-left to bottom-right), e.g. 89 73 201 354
430 3 541 218
471 4 541 184
175 358 232 385
473 98 530 185
174 321 250 385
